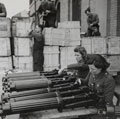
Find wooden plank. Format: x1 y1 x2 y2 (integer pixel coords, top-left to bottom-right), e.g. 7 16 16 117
40 108 97 119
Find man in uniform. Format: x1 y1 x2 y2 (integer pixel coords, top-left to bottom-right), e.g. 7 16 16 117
29 25 44 71
85 7 100 36
38 0 56 27
0 2 7 17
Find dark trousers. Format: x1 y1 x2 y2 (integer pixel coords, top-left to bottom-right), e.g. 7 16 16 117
87 24 101 37
33 50 44 71
43 14 56 28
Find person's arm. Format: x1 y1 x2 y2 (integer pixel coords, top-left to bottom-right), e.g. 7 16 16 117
91 14 99 26
31 31 42 38
67 63 89 70
80 72 91 85
0 3 7 17
87 18 91 28
59 62 89 75
104 76 115 105
30 30 44 42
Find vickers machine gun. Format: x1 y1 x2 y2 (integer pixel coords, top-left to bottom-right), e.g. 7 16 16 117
0 70 120 119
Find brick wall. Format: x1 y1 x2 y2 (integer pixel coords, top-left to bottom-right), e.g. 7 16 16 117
81 0 89 33
109 0 117 36
95 0 107 37
117 0 120 36
60 0 69 22
81 0 107 36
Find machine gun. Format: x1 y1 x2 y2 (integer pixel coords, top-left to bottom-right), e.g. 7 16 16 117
5 69 59 77
2 76 77 92
2 86 89 103
0 89 104 116
2 83 84 103
3 69 67 82
0 90 120 118
1 71 120 118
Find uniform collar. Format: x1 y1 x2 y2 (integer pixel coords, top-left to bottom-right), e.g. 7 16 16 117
94 71 107 80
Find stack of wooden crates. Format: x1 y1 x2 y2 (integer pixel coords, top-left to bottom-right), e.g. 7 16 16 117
0 18 12 72
44 21 81 71
11 17 33 72
44 21 120 76
81 37 120 76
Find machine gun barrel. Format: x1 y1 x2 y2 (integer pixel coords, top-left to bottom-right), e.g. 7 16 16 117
0 92 98 116
0 98 59 115
2 88 49 101
4 86 89 102
3 75 44 82
5 70 58 78
3 79 51 92
65 99 96 109
3 76 67 84
9 92 58 102
3 77 76 92
3 70 63 82
1 90 120 118
2 83 82 101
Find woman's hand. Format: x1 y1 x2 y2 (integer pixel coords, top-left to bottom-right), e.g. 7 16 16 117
58 66 67 75
75 78 82 85
58 67 65 75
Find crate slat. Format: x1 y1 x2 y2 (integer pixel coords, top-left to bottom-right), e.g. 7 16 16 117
14 37 33 56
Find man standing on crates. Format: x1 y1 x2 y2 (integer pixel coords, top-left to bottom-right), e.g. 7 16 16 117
0 2 7 17
38 0 57 28
85 7 100 36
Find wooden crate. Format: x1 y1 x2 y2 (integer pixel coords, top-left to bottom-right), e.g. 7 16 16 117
58 21 81 29
43 46 60 71
106 55 120 75
63 29 81 46
44 28 81 46
15 18 32 37
0 57 12 71
81 37 92 54
0 38 11 56
82 37 107 54
0 18 11 37
91 37 107 54
60 46 77 68
44 28 65 46
14 56 33 72
107 37 120 54
14 37 33 56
